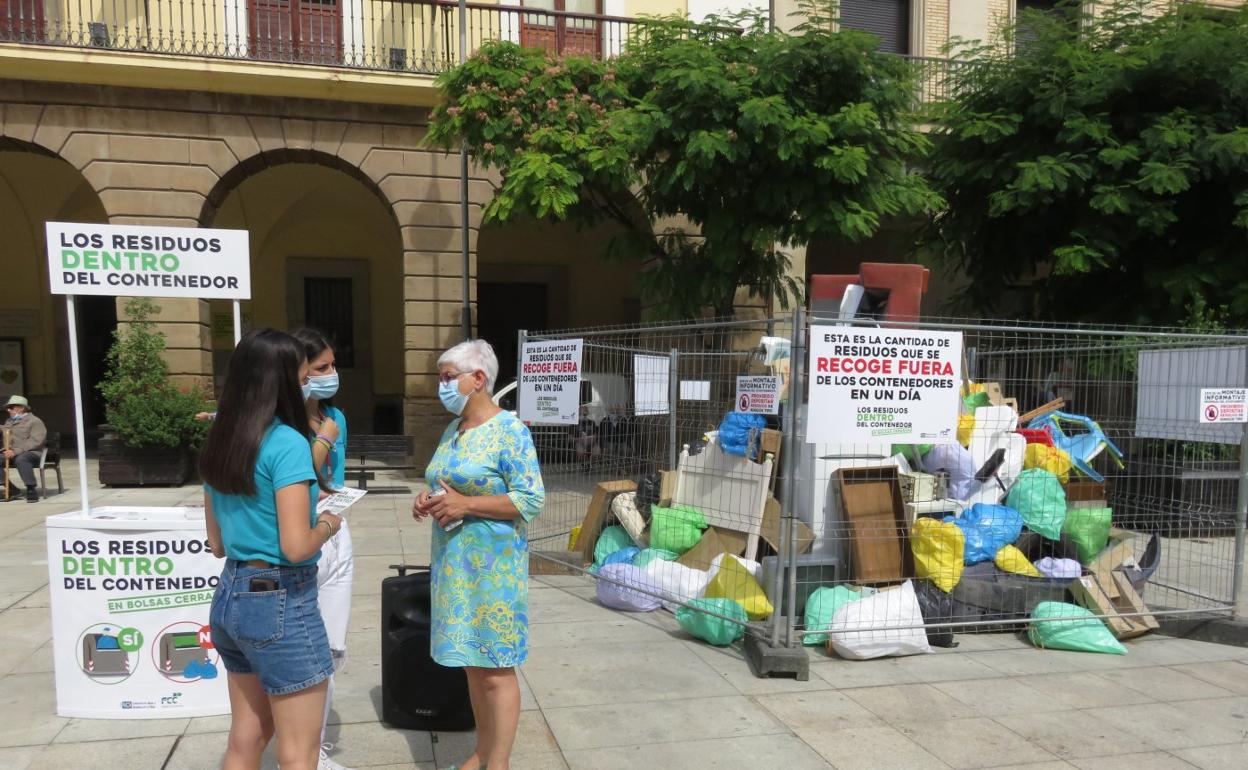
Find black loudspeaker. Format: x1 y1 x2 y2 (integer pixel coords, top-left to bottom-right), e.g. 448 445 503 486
381 564 474 731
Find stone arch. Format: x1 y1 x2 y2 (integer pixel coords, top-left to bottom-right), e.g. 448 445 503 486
0 137 115 434
198 147 400 231
200 148 408 433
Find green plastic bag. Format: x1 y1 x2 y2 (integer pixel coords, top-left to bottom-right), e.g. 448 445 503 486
592 525 635 567
634 548 679 569
1028 601 1126 655
676 597 747 646
803 586 863 646
648 504 708 554
1006 469 1067 540
1062 508 1113 565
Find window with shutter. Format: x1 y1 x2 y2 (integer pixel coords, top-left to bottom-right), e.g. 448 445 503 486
839 0 910 55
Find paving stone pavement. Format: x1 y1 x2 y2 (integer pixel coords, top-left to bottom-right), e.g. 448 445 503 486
1 460 1247 769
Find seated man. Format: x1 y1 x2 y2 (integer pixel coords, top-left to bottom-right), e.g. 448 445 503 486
3 396 47 503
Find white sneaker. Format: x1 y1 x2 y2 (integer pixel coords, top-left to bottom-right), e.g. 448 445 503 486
318 744 352 770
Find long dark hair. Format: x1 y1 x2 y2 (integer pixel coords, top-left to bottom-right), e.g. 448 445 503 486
291 327 335 414
199 329 314 496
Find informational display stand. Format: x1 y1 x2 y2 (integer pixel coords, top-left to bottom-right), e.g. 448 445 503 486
43 221 251 719
46 507 228 718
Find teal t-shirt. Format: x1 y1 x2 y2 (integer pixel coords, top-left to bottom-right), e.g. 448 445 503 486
321 405 348 490
208 422 319 566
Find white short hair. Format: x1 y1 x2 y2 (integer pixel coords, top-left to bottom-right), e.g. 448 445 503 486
438 339 500 394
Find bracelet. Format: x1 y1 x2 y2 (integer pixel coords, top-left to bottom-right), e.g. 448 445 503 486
316 519 334 538
314 437 333 452
315 433 334 444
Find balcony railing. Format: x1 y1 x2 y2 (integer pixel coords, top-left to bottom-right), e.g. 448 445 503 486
0 0 961 102
0 0 654 73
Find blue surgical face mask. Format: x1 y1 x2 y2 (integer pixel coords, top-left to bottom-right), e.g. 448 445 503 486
308 372 339 400
439 378 469 416
301 382 313 402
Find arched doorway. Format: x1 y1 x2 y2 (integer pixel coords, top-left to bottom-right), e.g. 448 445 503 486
202 152 405 433
0 141 112 443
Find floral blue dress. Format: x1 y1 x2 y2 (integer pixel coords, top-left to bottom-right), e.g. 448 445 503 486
426 410 544 668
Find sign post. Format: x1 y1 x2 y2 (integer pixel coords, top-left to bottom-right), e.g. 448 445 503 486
43 221 250 720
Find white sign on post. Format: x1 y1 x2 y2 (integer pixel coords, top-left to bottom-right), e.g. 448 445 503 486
1199 388 1248 424
519 339 583 424
807 326 963 444
736 375 781 415
45 222 251 299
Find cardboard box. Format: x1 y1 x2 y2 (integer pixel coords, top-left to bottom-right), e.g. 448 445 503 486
577 480 637 565
899 471 944 503
530 551 584 576
760 496 815 554
758 429 783 458
659 469 677 507
836 467 912 583
1066 481 1109 505
676 526 748 570
1069 571 1159 639
1090 529 1140 583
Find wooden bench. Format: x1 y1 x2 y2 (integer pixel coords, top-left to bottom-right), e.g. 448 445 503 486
344 434 417 495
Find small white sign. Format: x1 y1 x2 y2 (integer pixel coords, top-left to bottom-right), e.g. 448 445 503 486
679 380 711 401
1199 388 1247 424
519 339 583 425
634 355 670 416
45 222 251 299
317 487 368 519
736 375 781 415
807 326 963 444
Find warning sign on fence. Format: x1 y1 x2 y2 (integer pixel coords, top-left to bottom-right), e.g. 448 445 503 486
1199 388 1247 424
806 327 962 444
736 375 780 415
519 339 583 425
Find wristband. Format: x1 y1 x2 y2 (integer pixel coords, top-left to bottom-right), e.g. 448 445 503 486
314 437 333 452
316 518 334 538
315 433 333 444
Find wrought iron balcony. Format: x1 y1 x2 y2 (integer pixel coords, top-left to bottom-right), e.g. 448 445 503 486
0 0 654 73
0 0 961 102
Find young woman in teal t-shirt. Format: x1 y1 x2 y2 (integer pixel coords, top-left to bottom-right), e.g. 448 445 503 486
292 327 354 770
200 329 343 770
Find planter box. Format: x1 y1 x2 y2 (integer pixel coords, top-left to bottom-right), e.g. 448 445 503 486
98 432 192 487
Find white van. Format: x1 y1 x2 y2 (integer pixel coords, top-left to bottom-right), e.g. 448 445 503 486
493 373 632 461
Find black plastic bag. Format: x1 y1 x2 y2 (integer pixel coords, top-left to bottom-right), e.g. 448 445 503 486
912 579 959 648
636 472 662 522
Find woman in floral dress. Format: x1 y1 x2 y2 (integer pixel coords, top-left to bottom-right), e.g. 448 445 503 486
412 339 544 770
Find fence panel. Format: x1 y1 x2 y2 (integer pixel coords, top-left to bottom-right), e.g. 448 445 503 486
516 313 1246 656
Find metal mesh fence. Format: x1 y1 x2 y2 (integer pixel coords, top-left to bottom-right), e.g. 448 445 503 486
516 312 1247 657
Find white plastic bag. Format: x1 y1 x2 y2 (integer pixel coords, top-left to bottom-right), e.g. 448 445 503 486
828 580 933 660
610 491 650 546
642 560 713 611
596 564 662 612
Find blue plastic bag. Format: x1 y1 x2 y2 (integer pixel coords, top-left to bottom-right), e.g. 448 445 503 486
946 504 1024 565
718 412 767 458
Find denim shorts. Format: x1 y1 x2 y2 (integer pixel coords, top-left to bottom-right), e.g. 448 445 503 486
210 560 334 696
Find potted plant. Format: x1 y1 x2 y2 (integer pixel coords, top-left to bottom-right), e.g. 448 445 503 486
96 298 209 486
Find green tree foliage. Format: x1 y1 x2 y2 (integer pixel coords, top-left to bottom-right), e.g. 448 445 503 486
426 2 939 317
98 298 208 448
929 1 1248 326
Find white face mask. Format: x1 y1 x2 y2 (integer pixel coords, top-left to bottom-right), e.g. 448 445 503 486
301 382 313 402
308 372 339 400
